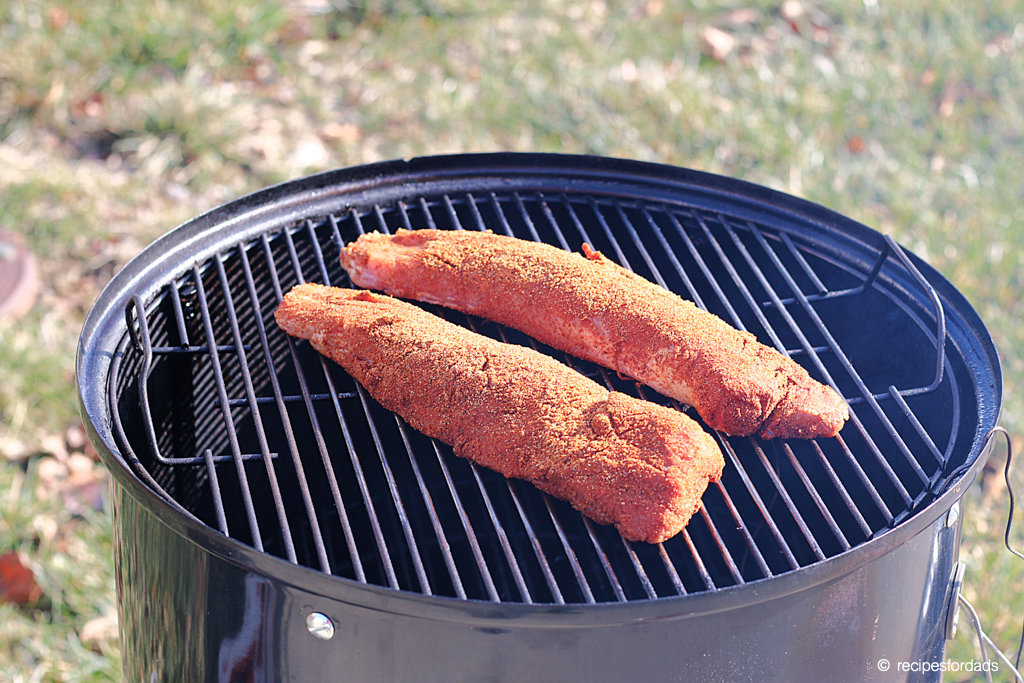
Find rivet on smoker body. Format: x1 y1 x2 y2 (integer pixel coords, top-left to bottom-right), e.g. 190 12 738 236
946 501 960 528
306 612 335 640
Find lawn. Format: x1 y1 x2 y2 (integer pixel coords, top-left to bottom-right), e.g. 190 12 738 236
2 0 1022 680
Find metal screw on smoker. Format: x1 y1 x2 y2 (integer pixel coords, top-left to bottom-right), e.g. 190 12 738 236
306 612 335 640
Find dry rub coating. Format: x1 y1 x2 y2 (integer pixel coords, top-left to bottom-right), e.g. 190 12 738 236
275 283 724 544
339 229 849 440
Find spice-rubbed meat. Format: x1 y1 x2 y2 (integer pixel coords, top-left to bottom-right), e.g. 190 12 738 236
339 229 849 440
275 283 724 544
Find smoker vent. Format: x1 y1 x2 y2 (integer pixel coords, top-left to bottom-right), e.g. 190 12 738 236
108 186 972 605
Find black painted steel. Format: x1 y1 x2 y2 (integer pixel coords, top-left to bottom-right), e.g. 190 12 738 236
78 153 1002 682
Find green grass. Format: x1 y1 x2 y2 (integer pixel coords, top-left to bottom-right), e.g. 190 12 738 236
0 462 118 682
2 0 1023 679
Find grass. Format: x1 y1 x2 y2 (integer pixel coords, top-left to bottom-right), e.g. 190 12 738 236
2 0 1023 680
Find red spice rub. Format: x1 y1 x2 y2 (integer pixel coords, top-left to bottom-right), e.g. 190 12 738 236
339 229 849 439
275 283 724 544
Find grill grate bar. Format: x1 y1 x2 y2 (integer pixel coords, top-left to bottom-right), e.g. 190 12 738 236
721 438 800 571
658 543 687 596
443 194 461 231
665 207 744 329
640 204 706 309
505 478 565 604
151 344 250 354
834 433 894 524
542 493 597 604
419 197 439 230
396 419 467 599
428 436 501 601
397 200 414 231
191 263 267 553
681 527 715 591
585 197 641 284
620 538 658 599
807 438 873 539
168 277 192 346
386 420 445 596
221 392 358 407
203 448 230 535
353 383 435 594
888 388 951 467
279 227 376 582
488 192 515 235
236 241 331 571
780 442 852 552
700 501 750 584
263 229 366 580
750 440 827 562
612 198 673 291
538 193 573 252
514 192 544 243
470 462 535 603
582 517 628 602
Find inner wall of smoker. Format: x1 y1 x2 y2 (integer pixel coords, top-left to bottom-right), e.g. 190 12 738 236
111 192 971 604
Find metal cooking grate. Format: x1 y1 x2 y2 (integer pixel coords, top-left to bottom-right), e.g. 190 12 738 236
109 188 972 605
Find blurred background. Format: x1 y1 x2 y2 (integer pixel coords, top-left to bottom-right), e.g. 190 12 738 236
1 0 1022 680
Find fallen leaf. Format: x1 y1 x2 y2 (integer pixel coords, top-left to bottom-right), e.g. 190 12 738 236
847 135 866 154
699 26 736 62
40 433 68 462
80 614 119 651
780 0 804 21
320 122 363 146
939 84 957 118
0 436 33 462
65 423 89 454
0 551 44 605
47 6 69 31
61 456 107 514
725 8 761 25
632 0 664 19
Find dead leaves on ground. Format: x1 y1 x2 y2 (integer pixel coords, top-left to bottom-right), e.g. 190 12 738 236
2 422 106 517
698 2 833 64
0 551 44 606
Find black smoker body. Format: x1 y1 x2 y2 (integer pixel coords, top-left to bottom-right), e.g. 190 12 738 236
78 154 1002 682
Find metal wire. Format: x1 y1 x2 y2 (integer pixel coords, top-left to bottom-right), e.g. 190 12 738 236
959 594 1023 683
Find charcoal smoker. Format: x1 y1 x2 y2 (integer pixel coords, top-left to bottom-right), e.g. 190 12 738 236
77 154 1007 682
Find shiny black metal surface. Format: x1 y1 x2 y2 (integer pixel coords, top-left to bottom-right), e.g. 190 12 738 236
78 153 1002 681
